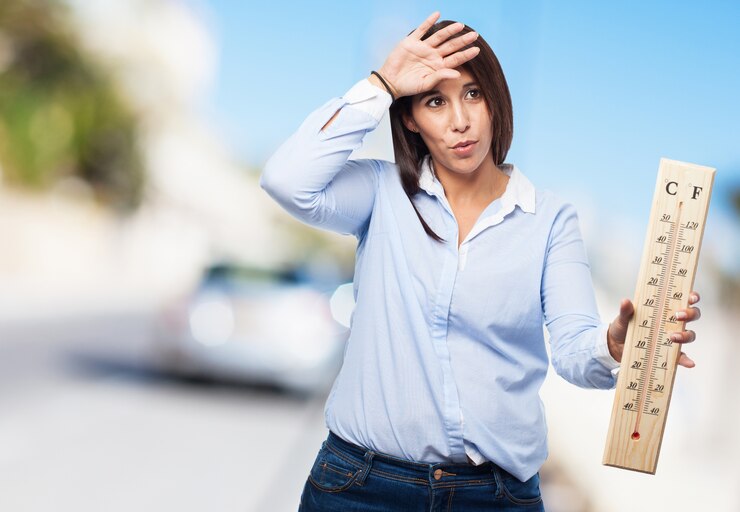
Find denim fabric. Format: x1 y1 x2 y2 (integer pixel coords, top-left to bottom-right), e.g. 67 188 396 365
298 431 544 511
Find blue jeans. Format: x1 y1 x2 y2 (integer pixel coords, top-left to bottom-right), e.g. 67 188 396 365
298 431 544 511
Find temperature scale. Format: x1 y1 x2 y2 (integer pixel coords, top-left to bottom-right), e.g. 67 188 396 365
603 158 715 474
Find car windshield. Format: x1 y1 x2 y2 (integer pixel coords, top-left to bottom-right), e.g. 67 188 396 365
203 264 301 286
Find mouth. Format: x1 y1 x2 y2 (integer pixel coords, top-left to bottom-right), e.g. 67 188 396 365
450 140 477 155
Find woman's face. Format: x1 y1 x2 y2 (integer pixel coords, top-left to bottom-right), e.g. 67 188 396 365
403 68 494 178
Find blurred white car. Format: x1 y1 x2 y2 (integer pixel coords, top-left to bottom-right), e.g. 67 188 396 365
151 262 354 395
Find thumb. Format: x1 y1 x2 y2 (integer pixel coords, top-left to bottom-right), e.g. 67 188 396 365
617 298 635 325
608 298 635 344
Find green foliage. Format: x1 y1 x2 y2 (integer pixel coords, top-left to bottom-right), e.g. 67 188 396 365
0 0 144 211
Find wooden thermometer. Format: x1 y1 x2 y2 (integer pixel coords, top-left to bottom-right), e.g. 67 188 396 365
603 158 715 474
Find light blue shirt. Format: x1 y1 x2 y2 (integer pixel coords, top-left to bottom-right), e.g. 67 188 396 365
260 79 620 482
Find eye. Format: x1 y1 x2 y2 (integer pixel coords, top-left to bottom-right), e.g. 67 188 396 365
425 96 444 108
467 88 482 99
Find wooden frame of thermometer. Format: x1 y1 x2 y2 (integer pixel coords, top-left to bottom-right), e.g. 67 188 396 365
603 158 715 474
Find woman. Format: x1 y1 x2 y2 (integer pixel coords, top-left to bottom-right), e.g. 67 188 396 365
260 12 701 511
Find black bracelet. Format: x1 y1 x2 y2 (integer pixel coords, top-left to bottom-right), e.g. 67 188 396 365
370 70 396 102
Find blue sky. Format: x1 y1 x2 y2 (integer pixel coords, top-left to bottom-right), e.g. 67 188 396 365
198 0 739 225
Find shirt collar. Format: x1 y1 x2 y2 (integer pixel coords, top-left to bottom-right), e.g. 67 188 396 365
417 154 536 215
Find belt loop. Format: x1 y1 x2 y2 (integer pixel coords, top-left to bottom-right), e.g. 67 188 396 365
492 465 504 499
356 450 375 486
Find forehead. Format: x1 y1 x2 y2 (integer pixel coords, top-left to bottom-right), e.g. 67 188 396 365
448 67 475 84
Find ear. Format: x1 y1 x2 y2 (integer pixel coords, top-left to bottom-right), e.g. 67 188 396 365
402 113 419 133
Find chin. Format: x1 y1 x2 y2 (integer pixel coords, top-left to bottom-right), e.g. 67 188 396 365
451 158 486 174
432 149 488 175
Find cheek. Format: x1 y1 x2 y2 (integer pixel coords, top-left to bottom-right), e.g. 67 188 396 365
479 122 494 145
416 127 444 150
412 113 444 139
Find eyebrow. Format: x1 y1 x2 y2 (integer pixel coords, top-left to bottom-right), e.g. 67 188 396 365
418 82 479 102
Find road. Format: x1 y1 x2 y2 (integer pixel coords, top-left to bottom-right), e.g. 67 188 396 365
0 312 330 512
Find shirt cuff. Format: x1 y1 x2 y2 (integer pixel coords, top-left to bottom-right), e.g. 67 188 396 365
594 323 621 371
342 78 393 123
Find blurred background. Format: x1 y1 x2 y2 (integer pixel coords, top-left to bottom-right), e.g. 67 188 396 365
0 1 737 511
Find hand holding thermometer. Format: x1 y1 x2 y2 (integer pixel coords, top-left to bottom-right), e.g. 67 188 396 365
603 158 715 474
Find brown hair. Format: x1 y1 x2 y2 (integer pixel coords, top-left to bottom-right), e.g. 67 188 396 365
389 20 514 242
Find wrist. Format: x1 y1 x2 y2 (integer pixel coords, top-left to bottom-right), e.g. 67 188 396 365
371 69 399 100
368 74 387 94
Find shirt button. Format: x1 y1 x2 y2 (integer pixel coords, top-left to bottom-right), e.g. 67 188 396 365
433 469 443 480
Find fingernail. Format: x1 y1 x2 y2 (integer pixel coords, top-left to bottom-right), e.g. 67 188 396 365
675 311 687 320
671 333 681 342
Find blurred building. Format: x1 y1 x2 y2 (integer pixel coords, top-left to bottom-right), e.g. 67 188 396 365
0 0 355 322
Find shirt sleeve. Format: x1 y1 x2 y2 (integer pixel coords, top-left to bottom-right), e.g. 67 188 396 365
541 202 620 389
259 79 393 239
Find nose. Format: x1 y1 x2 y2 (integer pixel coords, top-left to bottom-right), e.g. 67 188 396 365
450 101 470 132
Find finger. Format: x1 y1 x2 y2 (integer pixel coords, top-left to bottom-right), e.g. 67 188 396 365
441 46 481 69
678 352 695 368
676 306 701 322
412 11 441 39
425 21 465 47
436 30 479 57
619 298 635 321
689 291 700 304
670 330 696 344
422 68 461 89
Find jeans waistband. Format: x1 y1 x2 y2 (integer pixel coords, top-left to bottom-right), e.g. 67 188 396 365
326 430 505 486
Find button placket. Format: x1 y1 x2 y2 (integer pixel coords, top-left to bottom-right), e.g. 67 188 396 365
457 243 469 271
